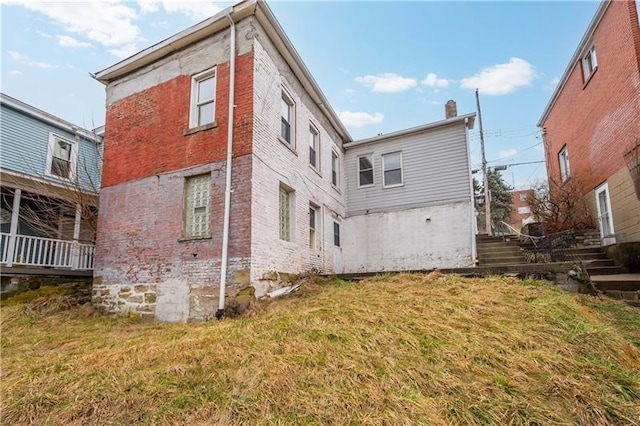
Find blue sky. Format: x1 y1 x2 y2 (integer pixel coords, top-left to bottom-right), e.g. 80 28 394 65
1 1 602 189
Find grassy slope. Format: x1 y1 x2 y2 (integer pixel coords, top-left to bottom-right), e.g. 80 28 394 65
1 273 639 425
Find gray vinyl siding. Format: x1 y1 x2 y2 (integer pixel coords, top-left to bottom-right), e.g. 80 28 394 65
345 121 471 216
0 103 102 192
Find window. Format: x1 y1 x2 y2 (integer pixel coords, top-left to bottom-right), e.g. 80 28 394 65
279 185 293 241
190 67 216 128
517 206 531 215
331 151 339 187
309 204 319 249
582 44 597 82
519 193 527 202
309 125 319 169
558 146 570 182
383 152 403 187
281 91 294 145
184 174 211 238
46 133 77 180
595 183 614 240
333 222 341 247
358 154 374 187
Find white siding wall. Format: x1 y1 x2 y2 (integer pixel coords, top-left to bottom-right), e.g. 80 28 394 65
343 202 473 273
251 33 347 296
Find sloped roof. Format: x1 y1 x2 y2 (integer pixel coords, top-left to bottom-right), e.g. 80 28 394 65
94 0 352 142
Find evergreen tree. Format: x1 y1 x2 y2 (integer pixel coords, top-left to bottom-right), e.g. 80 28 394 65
485 169 513 226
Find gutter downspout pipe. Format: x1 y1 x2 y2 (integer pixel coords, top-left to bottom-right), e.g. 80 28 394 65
216 13 236 320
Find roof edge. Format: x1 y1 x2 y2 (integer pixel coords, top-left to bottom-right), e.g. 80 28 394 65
344 113 476 149
0 93 103 143
537 0 610 127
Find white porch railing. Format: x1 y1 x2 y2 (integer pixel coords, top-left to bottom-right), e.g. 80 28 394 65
0 233 94 270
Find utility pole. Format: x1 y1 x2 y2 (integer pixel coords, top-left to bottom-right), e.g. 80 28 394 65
476 89 491 235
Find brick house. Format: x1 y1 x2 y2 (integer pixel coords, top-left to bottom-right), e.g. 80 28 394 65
538 0 640 245
92 0 476 321
505 189 535 232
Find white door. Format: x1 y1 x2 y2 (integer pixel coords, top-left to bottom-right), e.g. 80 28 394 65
595 183 614 242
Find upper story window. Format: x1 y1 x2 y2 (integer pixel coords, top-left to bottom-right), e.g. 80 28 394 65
46 133 77 180
281 90 295 145
383 152 403 187
358 154 374 187
331 151 339 188
558 145 570 182
309 124 319 169
190 67 216 128
184 174 211 238
581 44 597 82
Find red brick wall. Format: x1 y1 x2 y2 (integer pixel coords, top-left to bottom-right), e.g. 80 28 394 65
101 51 254 188
542 0 640 192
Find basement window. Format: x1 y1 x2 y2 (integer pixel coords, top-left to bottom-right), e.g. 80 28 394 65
333 221 341 247
189 67 216 128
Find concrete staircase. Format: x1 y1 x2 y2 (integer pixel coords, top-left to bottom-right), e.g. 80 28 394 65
476 235 526 266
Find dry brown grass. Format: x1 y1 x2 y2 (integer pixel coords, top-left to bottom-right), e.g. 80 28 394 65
2 274 639 425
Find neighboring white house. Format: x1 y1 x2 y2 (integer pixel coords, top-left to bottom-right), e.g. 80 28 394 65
343 113 476 273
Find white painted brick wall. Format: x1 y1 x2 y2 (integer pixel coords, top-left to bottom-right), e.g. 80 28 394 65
342 202 474 273
250 35 347 295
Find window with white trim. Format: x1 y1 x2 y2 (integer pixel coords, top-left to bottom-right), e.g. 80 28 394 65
558 145 570 182
309 204 319 249
358 154 374 187
331 151 339 187
184 174 211 238
383 152 403 187
309 124 319 169
281 91 294 145
46 133 77 180
333 221 341 247
189 67 216 128
279 185 293 241
582 44 597 82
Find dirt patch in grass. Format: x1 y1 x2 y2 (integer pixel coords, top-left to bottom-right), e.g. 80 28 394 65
2 273 639 425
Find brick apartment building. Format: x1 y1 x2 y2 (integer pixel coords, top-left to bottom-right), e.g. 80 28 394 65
92 0 477 321
538 0 640 245
506 189 535 232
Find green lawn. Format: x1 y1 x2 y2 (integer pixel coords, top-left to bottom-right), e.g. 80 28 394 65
2 273 639 425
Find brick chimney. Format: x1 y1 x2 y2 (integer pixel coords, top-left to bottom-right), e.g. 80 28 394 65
445 100 457 119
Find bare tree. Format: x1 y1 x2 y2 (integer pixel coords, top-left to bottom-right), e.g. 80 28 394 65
525 177 595 234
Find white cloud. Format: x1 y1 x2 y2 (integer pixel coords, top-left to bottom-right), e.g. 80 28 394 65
8 70 23 76
138 1 222 20
8 51 57 69
337 110 384 128
421 73 449 88
56 35 91 48
354 73 417 93
6 2 140 47
498 148 518 159
549 77 560 86
108 44 141 60
460 58 536 95
417 97 440 106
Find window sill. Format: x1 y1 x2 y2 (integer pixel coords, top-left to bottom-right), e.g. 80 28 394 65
309 164 322 177
383 183 404 189
178 235 212 242
358 183 375 189
184 121 218 136
278 136 297 155
331 184 341 194
582 66 597 89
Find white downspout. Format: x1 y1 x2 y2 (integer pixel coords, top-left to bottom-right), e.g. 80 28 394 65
465 117 477 266
216 14 236 319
